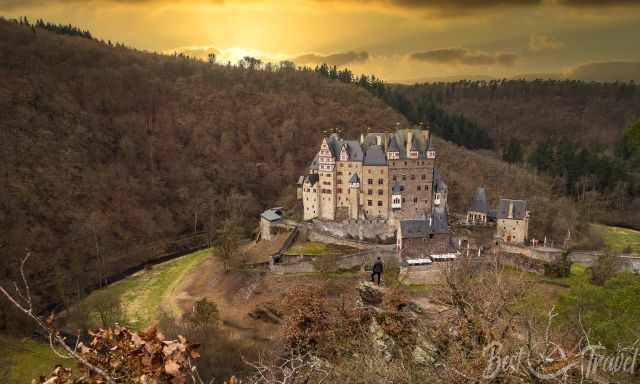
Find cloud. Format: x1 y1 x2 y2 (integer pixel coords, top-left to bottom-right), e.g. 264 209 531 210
566 61 640 82
529 33 563 51
0 0 226 10
410 48 518 66
557 0 640 7
293 51 370 66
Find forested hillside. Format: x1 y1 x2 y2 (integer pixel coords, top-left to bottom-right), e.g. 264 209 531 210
394 80 640 149
388 81 640 228
0 18 574 331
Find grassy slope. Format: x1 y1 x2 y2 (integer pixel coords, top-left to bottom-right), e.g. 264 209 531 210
1 336 68 384
84 248 210 330
284 241 357 256
594 224 640 255
2 250 209 382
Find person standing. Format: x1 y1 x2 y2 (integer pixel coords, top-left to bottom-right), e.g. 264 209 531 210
371 257 383 286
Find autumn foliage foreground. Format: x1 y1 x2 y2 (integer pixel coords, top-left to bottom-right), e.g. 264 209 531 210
33 325 207 384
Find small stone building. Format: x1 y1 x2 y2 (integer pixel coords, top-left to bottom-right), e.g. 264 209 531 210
396 207 451 259
260 207 284 241
467 187 488 225
496 199 529 244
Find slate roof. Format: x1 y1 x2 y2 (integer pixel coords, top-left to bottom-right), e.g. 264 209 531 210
308 153 319 171
363 145 387 166
433 168 447 193
326 134 341 157
431 206 449 233
400 219 429 238
497 199 528 220
392 181 402 194
305 174 319 186
399 207 449 239
261 207 283 222
388 136 400 153
469 187 488 214
340 140 364 161
409 136 419 152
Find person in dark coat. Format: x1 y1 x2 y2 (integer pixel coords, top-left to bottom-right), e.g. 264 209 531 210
371 257 383 286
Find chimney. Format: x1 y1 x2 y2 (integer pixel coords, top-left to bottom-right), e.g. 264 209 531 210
406 131 413 154
508 201 514 219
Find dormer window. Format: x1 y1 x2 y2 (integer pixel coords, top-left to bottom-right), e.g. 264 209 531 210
409 151 419 159
339 145 349 161
387 151 399 160
427 150 436 159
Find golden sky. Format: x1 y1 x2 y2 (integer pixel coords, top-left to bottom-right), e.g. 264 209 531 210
2 0 640 82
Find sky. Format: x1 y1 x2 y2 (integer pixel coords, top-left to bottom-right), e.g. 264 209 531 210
2 0 640 82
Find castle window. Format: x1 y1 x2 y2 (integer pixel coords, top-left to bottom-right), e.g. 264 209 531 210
425 185 429 191
422 174 426 180
337 188 342 193
378 189 383 195
402 197 406 203
411 174 415 180
400 186 404 192
368 189 373 195
378 178 383 184
417 186 421 191
413 197 418 203
404 161 407 166
368 179 373 185
392 176 397 181
402 175 406 181
377 201 383 206
368 200 372 206
337 179 342 184
337 171 342 176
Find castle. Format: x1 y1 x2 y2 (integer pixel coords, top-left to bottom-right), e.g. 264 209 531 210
298 128 447 226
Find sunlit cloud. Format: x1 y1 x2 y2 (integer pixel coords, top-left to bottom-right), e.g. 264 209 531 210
293 51 370 66
410 48 518 67
529 33 563 51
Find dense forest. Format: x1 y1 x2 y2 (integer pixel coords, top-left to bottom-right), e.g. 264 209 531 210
0 17 587 333
386 81 640 227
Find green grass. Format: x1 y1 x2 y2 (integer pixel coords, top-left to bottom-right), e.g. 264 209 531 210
284 241 356 256
593 224 640 255
1 336 68 384
540 263 587 286
83 248 211 330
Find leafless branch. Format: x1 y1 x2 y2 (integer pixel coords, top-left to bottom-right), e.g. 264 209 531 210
0 252 117 384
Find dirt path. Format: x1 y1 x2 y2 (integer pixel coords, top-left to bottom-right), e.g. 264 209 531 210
165 254 292 346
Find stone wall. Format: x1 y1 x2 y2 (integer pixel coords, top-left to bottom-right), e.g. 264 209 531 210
500 244 562 263
307 220 396 243
270 248 398 274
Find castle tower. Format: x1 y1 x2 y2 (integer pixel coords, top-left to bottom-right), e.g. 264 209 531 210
391 181 402 210
318 136 337 220
349 173 360 220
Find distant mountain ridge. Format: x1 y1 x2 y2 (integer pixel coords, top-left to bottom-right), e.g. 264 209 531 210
392 61 640 84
